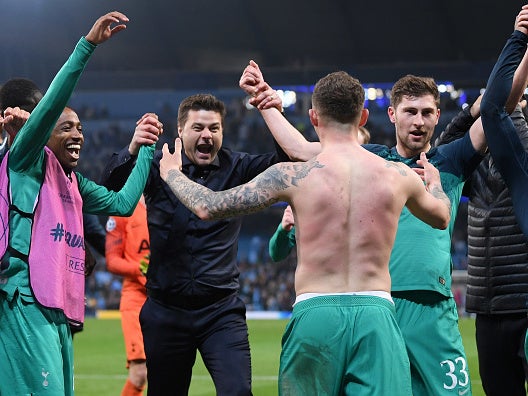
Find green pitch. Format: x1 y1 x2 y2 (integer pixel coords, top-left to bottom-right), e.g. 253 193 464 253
73 317 484 395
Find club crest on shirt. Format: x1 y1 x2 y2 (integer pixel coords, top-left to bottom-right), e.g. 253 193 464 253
105 217 116 232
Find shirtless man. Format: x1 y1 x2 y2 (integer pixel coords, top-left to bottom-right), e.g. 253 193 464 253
158 71 451 395
240 64 486 396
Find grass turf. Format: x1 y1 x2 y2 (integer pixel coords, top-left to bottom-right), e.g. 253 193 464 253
73 317 484 395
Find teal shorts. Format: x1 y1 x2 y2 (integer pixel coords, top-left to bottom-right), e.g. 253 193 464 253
393 293 471 396
279 294 412 396
0 291 74 395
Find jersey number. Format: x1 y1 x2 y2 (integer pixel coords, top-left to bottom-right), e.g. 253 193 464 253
440 357 469 390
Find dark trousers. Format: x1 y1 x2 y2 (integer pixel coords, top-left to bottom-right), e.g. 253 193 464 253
140 294 253 396
476 313 528 396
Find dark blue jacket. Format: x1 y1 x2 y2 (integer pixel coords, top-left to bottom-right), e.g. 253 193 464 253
101 143 288 308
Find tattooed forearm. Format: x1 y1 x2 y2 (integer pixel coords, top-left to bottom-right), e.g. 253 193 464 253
429 185 452 213
163 160 324 221
165 169 206 213
164 168 281 220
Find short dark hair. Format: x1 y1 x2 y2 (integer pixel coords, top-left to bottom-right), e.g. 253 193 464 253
312 71 364 124
0 78 43 113
390 75 440 109
177 94 226 128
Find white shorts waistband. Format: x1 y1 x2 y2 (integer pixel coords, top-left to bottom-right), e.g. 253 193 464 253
294 291 393 306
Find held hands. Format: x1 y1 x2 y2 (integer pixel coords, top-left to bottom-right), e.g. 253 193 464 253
128 113 163 155
281 205 295 231
239 60 267 96
0 106 31 141
239 60 283 112
159 138 183 182
515 5 528 35
85 11 129 45
252 87 284 112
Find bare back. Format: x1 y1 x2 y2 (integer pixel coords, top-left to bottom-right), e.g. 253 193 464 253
285 144 427 295
160 127 447 296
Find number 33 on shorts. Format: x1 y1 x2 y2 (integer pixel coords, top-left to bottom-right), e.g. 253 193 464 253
440 357 470 394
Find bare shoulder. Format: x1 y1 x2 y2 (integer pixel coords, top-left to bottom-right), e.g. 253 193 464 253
382 159 411 176
261 158 325 187
277 157 325 173
380 159 424 193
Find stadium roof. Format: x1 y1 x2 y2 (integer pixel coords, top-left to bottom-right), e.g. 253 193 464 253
1 0 525 90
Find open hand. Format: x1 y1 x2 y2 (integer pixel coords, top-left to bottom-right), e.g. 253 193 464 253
159 138 183 182
85 11 129 45
416 152 441 192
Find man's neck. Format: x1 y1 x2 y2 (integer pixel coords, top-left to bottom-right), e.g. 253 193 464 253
395 143 431 159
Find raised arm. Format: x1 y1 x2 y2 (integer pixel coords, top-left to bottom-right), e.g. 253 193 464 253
9 11 129 171
479 5 528 235
507 37 528 111
84 11 128 45
100 113 162 191
438 39 528 156
239 60 321 161
82 115 159 216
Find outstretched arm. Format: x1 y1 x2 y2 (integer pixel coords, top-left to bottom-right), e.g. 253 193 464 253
240 60 321 161
159 138 284 219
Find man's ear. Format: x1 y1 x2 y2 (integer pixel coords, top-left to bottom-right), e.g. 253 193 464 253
359 108 369 127
387 106 396 124
309 108 318 127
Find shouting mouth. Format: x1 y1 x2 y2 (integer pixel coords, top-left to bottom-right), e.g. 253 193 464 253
196 143 213 158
